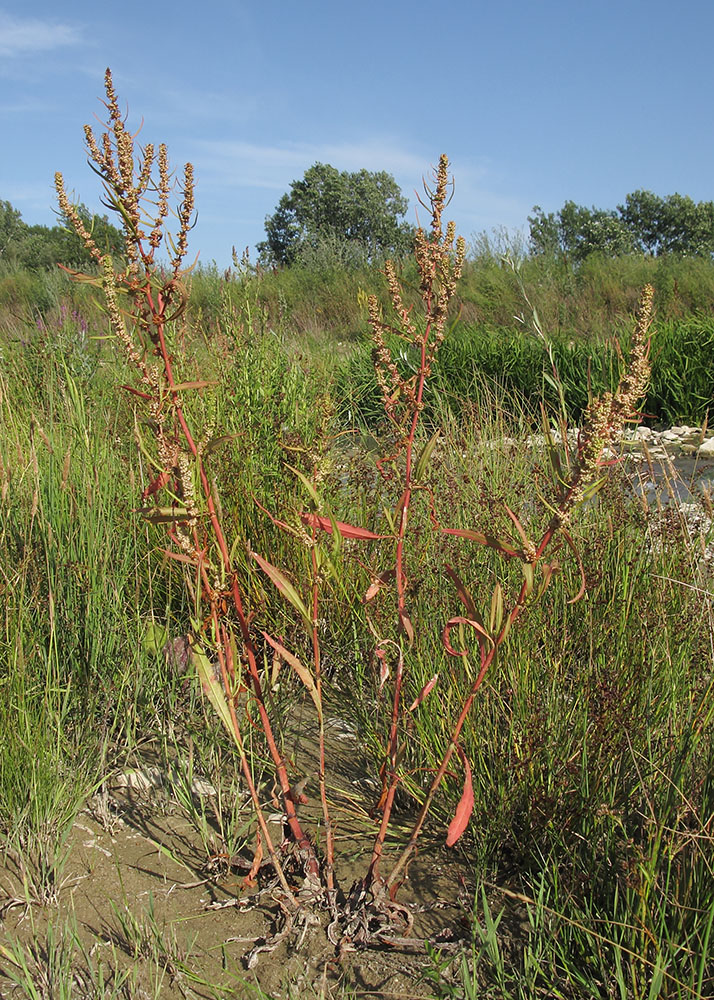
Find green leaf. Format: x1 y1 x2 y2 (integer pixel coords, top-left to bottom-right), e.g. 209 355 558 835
262 632 322 722
522 562 535 597
286 463 321 508
191 642 239 748
490 583 504 633
251 551 312 626
414 430 440 483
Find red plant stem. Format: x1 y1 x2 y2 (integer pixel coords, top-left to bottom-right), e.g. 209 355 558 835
211 611 298 908
146 281 318 873
386 509 564 890
310 541 335 899
367 315 434 885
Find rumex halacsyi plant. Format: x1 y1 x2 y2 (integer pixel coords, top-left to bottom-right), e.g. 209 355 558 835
56 74 655 960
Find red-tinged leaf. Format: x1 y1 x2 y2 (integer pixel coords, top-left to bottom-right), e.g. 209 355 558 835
261 632 322 721
444 564 480 622
504 504 533 552
142 469 171 501
442 527 523 559
251 552 311 625
446 744 474 847
121 384 152 400
443 616 493 658
399 609 414 645
161 548 197 565
562 529 587 604
375 648 390 694
299 512 387 540
409 674 438 711
364 568 395 602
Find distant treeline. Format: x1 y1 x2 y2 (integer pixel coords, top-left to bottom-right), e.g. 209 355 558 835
0 198 123 271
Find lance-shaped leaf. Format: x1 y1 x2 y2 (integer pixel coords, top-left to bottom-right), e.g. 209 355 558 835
251 552 312 626
414 429 440 483
400 609 415 646
489 582 504 634
444 564 481 624
446 744 474 847
521 562 535 598
138 505 190 523
262 632 322 722
299 512 387 540
562 529 587 604
442 527 523 559
536 559 560 600
443 616 494 658
375 647 390 694
409 674 439 712
191 642 239 748
169 379 218 391
286 463 321 507
121 383 152 401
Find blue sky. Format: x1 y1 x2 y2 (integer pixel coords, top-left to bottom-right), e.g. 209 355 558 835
2 0 714 267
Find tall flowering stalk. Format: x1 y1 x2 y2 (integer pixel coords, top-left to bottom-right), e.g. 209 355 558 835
56 70 320 907
384 282 654 890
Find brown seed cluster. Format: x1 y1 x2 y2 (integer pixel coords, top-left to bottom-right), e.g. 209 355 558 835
558 284 654 520
369 155 466 452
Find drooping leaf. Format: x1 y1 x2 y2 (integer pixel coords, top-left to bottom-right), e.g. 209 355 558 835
364 568 396 602
444 564 481 623
446 744 474 847
251 552 312 626
286 463 321 508
442 527 523 559
191 641 239 747
169 379 217 392
261 631 322 721
443 616 493 658
375 647 390 694
299 511 387 540
409 674 438 712
521 562 535 597
399 609 415 646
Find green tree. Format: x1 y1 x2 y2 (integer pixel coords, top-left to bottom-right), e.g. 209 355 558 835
258 163 414 266
0 198 124 270
0 200 26 260
529 201 634 262
531 190 714 263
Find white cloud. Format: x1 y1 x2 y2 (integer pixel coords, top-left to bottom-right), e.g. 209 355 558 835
0 11 81 57
191 137 430 193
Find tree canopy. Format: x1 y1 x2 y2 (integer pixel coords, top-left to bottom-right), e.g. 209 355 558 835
529 191 714 262
258 163 414 267
0 198 124 270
